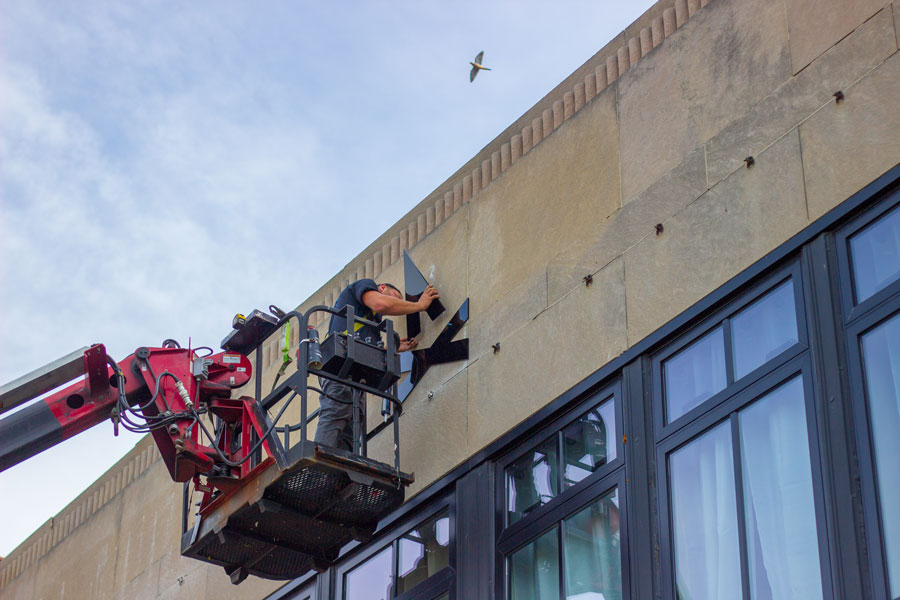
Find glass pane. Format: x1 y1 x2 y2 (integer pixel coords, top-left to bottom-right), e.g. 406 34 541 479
564 488 622 600
434 595 449 600
738 377 823 599
507 437 559 524
861 313 900 597
397 510 451 595
664 327 727 423
345 545 393 600
670 422 742 600
510 528 560 600
731 281 799 380
849 204 900 302
563 397 616 488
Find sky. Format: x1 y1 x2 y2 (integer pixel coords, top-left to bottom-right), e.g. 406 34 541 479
0 0 656 557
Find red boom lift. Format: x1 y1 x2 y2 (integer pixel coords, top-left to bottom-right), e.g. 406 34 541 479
0 305 413 584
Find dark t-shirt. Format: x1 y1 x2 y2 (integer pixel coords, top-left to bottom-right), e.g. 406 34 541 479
327 279 383 343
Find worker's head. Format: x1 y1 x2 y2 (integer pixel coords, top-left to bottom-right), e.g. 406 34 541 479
377 282 402 299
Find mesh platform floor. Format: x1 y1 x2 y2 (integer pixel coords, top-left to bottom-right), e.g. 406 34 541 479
182 451 407 582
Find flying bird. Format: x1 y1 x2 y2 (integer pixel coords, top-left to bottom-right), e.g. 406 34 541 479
469 51 491 82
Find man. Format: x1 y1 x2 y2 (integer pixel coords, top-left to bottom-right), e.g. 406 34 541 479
314 279 439 452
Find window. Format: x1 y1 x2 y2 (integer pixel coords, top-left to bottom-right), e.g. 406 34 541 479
859 313 900 598
730 280 799 380
664 326 727 422
653 264 828 599
342 508 452 600
849 204 900 303
665 373 825 600
500 384 626 599
839 189 900 599
506 393 619 526
397 511 451 595
655 272 804 430
508 486 623 600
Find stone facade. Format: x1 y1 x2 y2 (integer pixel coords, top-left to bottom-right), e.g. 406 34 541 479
2 0 898 597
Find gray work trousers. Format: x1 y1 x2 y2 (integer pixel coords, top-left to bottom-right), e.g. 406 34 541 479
313 377 365 453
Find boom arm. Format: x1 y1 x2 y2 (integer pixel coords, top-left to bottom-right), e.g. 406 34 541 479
0 344 254 482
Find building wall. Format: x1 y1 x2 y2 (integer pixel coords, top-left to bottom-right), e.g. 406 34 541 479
2 0 898 597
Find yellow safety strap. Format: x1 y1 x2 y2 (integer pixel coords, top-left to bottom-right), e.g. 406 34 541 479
274 322 293 380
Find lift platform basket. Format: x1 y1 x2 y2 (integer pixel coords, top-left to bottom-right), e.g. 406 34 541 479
181 442 413 583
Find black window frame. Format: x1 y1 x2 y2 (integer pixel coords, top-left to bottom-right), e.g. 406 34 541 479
494 379 628 599
501 469 629 600
655 353 833 600
334 496 456 600
651 261 808 441
496 380 624 535
834 190 900 323
836 185 900 600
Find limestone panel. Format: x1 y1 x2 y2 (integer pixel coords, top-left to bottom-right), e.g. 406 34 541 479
617 0 791 202
625 130 808 344
0 566 35 600
467 271 547 361
467 258 626 454
786 0 888 73
156 550 205 597
375 368 469 496
706 7 897 186
156 561 208 600
468 87 620 312
801 52 900 221
30 494 123 600
895 1 900 48
547 147 707 305
109 559 160 600
113 460 181 592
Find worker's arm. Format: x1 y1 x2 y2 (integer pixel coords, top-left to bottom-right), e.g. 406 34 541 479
362 285 440 316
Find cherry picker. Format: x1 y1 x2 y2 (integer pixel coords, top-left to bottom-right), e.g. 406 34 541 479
0 305 413 584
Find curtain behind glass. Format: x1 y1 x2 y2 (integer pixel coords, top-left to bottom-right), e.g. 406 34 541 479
738 377 823 599
861 313 900 597
670 422 742 600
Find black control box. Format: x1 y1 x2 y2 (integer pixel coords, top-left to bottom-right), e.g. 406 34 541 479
318 333 401 391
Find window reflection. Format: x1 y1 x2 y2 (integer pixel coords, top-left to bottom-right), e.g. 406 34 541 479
731 280 799 380
861 313 900 597
345 546 393 600
510 528 560 600
738 377 823 599
670 422 742 600
665 327 727 423
849 204 900 302
507 438 559 524
563 398 616 488
564 488 622 600
397 510 450 595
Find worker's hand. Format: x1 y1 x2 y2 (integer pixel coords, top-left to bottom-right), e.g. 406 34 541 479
416 285 440 310
398 337 418 352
